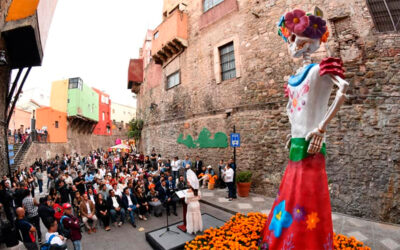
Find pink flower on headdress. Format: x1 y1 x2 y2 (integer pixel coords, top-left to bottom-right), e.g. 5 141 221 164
285 9 309 34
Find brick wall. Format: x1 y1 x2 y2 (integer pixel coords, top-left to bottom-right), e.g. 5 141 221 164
136 0 400 223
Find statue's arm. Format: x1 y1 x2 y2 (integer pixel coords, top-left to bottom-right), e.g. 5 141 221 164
306 58 349 154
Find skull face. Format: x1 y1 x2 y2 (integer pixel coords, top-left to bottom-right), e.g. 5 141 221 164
287 33 321 58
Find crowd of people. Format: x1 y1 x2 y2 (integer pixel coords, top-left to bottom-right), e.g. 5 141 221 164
0 148 238 250
8 127 48 144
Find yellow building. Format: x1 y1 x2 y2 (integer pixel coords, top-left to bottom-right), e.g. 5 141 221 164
50 80 68 113
111 102 136 125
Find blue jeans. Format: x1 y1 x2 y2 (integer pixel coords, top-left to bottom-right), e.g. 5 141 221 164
227 182 236 198
38 179 43 193
73 240 81 250
172 171 179 182
110 208 125 223
127 205 137 224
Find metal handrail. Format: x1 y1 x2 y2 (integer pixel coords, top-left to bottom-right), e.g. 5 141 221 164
14 134 32 165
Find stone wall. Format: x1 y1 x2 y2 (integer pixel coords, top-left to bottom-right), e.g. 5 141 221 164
0 0 12 176
20 122 129 168
136 0 400 223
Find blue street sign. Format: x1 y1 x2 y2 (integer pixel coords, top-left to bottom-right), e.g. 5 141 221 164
9 151 14 157
8 145 13 151
230 133 240 147
9 159 14 165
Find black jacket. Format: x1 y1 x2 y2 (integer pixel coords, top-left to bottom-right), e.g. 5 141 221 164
38 204 55 226
106 195 123 210
121 193 138 209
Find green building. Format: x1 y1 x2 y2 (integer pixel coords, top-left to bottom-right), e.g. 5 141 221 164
67 78 99 122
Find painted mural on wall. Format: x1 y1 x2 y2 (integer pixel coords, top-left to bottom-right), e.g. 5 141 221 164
177 128 228 149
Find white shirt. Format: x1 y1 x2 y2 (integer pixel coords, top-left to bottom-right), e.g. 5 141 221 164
111 196 119 208
127 195 133 206
224 168 234 183
86 202 91 214
171 160 180 171
45 232 66 247
99 168 106 178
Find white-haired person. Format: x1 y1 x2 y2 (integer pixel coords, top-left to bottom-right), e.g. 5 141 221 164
185 168 203 235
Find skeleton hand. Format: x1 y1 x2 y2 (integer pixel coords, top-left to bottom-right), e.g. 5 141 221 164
305 128 324 154
285 134 292 151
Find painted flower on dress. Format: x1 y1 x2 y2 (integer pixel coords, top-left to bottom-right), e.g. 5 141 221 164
302 15 327 39
284 9 309 34
292 205 306 221
306 212 320 230
268 200 293 237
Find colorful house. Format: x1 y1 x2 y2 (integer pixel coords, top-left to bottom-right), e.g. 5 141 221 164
36 107 67 143
92 88 112 135
50 79 69 113
67 77 99 122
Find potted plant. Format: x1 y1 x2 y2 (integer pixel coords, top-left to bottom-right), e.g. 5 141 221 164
208 175 218 190
236 171 252 197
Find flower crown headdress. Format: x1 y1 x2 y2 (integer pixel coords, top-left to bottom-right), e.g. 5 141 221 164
278 7 329 43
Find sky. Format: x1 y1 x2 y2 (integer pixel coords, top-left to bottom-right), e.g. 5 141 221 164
17 0 163 107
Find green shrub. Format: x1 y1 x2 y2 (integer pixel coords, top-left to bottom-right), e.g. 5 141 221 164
236 171 252 183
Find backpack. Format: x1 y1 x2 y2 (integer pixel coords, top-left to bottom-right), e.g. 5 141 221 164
58 216 71 239
40 235 56 250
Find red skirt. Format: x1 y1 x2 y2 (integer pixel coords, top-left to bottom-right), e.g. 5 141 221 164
259 153 333 250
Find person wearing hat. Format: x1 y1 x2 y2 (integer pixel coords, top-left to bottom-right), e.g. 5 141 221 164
61 203 82 250
185 169 203 234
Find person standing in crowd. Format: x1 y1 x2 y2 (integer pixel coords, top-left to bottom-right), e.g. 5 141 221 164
0 181 14 223
223 163 235 201
62 203 82 250
34 168 44 194
228 158 237 199
15 207 38 250
194 156 203 176
122 187 138 228
73 171 85 195
38 197 55 228
22 189 42 243
218 160 226 189
44 217 67 249
79 193 97 234
95 193 111 231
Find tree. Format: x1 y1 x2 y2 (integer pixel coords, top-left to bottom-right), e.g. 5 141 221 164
127 119 144 144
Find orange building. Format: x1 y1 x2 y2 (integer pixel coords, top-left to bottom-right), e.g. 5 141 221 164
36 107 67 143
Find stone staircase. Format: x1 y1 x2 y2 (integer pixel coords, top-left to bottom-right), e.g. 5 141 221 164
11 136 32 171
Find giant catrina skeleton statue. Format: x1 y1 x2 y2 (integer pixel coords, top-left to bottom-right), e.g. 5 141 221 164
259 7 349 250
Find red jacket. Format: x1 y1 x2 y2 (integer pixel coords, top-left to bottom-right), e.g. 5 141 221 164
62 214 82 241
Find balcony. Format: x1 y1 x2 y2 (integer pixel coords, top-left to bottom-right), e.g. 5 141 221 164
127 59 144 94
151 10 188 65
2 0 57 68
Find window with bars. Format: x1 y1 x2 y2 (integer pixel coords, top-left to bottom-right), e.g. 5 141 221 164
68 78 83 90
167 71 181 89
219 42 236 81
204 0 224 12
367 0 400 32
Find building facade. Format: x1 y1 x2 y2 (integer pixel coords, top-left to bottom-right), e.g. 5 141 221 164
129 0 400 223
93 88 112 135
111 102 136 125
67 78 99 122
8 108 31 133
36 107 67 143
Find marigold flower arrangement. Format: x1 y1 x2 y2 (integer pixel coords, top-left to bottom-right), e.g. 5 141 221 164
184 213 370 250
207 174 218 185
